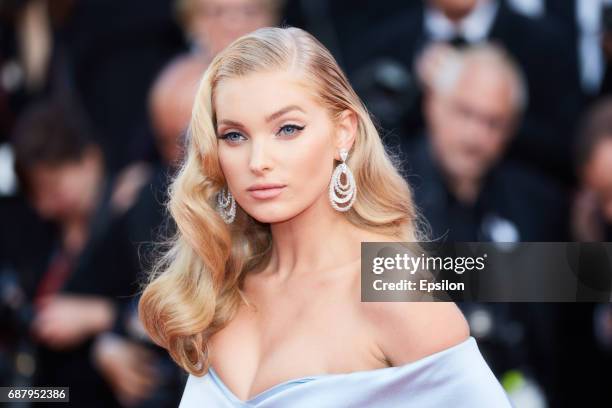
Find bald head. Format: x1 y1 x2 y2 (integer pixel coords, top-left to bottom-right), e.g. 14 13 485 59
149 55 208 166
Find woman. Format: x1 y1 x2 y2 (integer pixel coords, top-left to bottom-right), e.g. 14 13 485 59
138 26 513 407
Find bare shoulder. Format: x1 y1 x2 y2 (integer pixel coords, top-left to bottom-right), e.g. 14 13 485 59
352 231 469 365
358 301 470 366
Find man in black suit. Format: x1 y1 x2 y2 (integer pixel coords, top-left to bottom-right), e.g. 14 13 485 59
350 0 582 185
543 0 612 102
399 43 572 406
9 100 146 407
401 43 569 242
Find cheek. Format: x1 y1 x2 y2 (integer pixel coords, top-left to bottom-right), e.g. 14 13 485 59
287 131 334 189
488 131 508 151
61 167 94 210
57 177 79 209
36 184 67 219
218 147 245 186
433 132 458 163
33 189 55 216
296 156 331 197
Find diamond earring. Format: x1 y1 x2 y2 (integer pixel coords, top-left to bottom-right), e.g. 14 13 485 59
329 148 357 212
216 186 236 224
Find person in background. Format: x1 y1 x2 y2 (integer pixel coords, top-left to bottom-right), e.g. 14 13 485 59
404 43 572 406
175 0 283 61
403 43 569 242
351 0 581 185
562 98 612 407
11 100 144 407
149 56 208 168
91 55 208 408
100 0 286 235
573 97 612 241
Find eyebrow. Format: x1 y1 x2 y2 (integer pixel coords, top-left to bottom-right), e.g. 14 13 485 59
217 105 306 129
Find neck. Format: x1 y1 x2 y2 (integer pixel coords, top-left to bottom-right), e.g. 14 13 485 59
266 192 362 282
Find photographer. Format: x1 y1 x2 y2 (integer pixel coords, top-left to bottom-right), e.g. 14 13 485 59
9 99 150 407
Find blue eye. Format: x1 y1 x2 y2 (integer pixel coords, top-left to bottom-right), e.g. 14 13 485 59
278 124 305 137
220 132 246 143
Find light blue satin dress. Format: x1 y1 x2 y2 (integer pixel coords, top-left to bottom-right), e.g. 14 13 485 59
178 336 513 407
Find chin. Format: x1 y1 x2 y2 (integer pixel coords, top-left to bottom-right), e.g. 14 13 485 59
246 207 295 224
252 214 294 224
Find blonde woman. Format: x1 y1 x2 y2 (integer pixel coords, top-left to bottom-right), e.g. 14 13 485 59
138 27 512 407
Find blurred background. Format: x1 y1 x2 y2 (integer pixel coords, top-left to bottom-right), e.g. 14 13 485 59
0 0 611 407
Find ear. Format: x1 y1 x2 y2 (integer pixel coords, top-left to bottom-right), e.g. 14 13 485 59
334 109 358 160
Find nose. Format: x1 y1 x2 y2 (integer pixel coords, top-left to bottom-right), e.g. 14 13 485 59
462 112 485 137
248 139 272 175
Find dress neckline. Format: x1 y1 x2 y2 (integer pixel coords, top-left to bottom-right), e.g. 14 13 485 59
207 335 476 404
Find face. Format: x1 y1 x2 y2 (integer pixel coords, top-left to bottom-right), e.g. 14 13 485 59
151 66 202 166
214 70 353 223
152 96 191 166
150 57 210 167
426 63 516 182
190 0 278 56
429 0 479 21
27 149 102 222
584 139 612 222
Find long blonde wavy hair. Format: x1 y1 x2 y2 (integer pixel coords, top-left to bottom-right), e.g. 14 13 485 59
138 26 426 376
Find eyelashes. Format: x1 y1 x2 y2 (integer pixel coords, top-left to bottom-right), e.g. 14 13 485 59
218 124 306 143
277 124 305 136
217 132 246 143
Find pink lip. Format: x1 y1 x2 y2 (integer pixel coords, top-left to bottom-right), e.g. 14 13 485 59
248 186 285 199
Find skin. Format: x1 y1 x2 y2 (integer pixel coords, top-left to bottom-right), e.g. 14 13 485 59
208 69 469 402
429 0 481 22
27 147 103 244
87 56 210 405
188 0 278 56
26 149 116 353
107 55 208 219
30 294 115 350
92 333 160 407
149 55 208 166
583 139 612 222
425 59 517 204
25 143 161 404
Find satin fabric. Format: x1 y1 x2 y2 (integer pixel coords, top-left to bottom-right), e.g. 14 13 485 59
179 336 513 407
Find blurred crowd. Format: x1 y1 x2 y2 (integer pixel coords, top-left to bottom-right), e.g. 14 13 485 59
0 0 611 407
